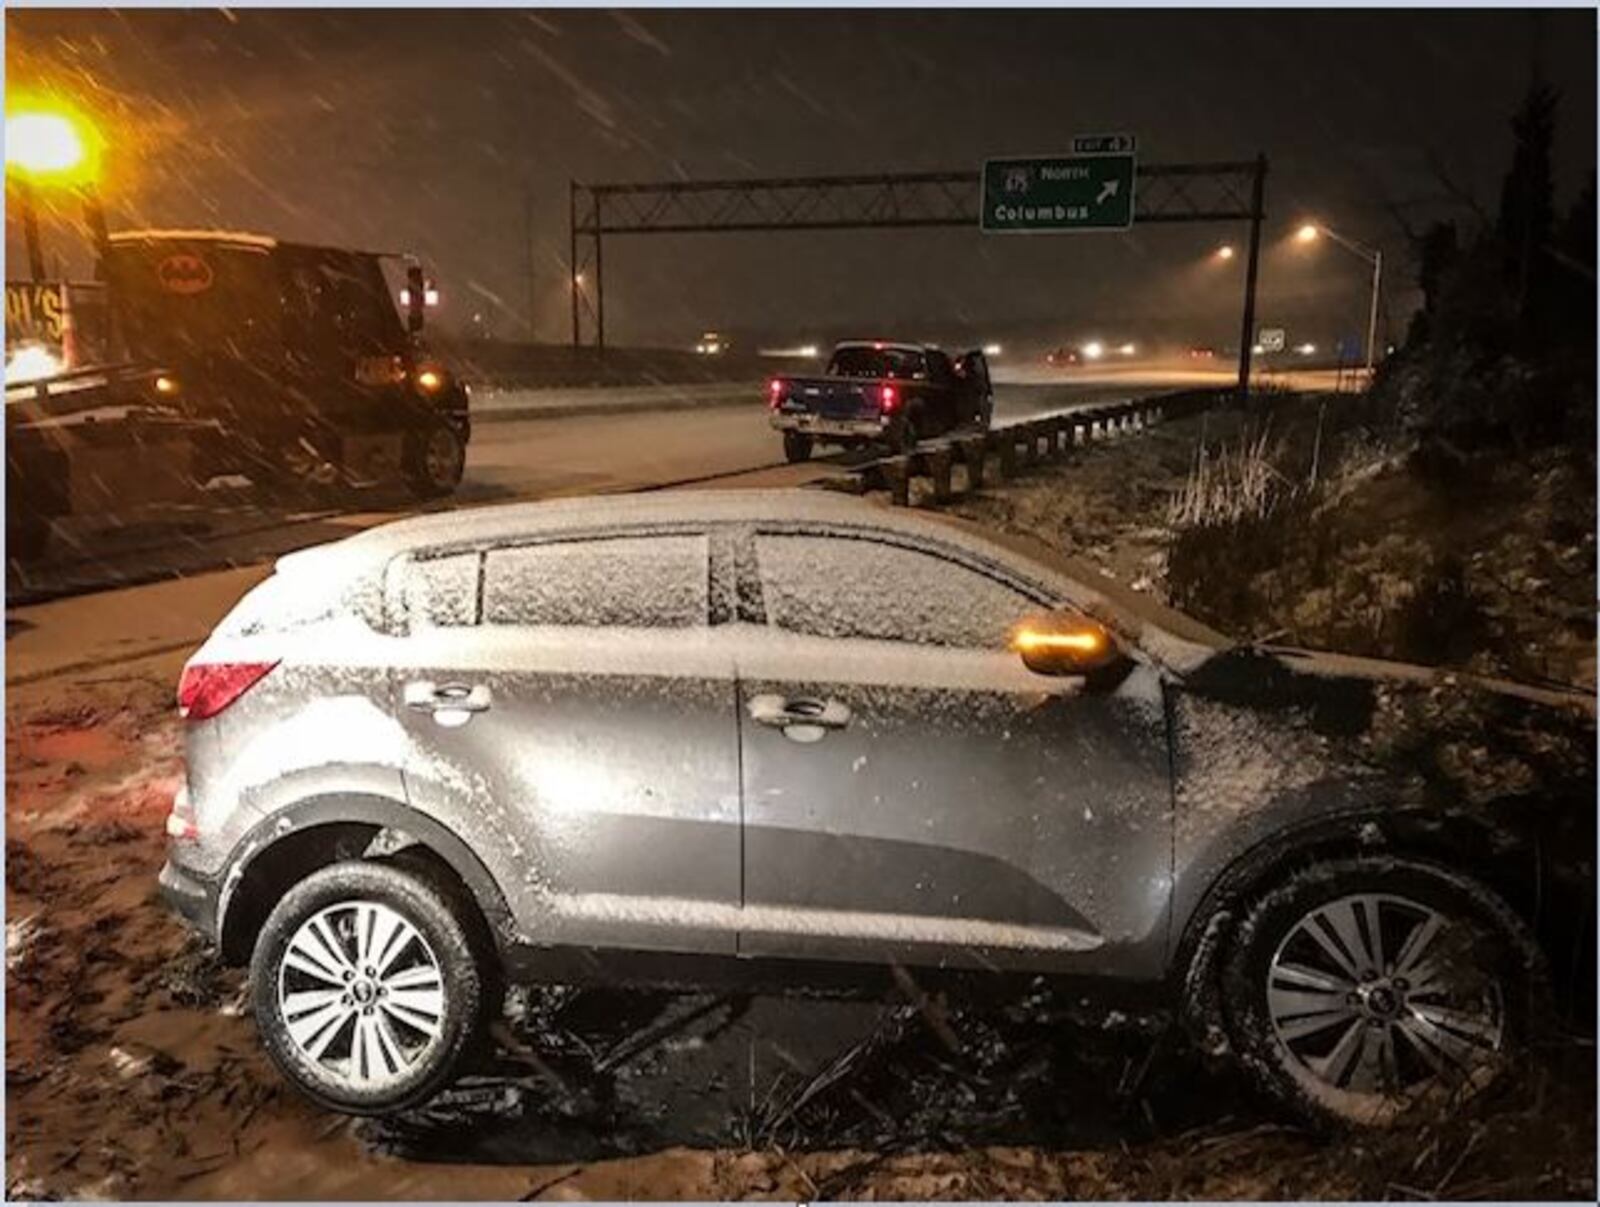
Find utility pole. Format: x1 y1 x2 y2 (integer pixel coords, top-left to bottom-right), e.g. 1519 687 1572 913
1364 249 1382 379
524 185 538 343
569 179 579 348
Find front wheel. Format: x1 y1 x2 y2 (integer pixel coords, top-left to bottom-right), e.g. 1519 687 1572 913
250 860 489 1115
782 431 814 464
6 510 52 564
1219 856 1544 1129
404 423 466 499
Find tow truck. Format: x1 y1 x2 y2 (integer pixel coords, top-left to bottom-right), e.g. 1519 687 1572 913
5 230 470 563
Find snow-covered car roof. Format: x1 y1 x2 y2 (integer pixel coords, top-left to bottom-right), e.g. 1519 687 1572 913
278 490 1229 668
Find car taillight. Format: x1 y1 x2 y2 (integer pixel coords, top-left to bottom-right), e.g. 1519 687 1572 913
177 661 279 721
880 384 898 411
768 378 784 408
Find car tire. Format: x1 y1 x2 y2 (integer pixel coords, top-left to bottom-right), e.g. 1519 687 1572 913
250 859 489 1116
6 510 51 564
887 412 919 455
782 431 814 464
1219 855 1546 1130
404 422 466 498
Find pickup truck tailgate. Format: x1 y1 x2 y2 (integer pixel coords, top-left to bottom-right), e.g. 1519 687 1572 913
781 378 879 419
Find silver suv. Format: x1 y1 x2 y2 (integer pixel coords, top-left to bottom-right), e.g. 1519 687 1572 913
159 490 1582 1124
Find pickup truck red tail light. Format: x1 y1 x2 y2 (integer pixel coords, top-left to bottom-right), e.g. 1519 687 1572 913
768 378 784 408
178 660 279 720
880 383 899 411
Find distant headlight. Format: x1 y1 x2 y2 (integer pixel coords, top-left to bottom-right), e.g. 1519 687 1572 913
155 373 180 396
416 368 445 393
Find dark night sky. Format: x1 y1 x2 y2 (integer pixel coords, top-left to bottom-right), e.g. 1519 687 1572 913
6 7 1596 352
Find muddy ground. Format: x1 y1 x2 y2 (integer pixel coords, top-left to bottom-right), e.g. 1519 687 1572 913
7 398 1596 1200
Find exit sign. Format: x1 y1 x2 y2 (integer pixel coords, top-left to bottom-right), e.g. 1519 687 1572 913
981 140 1137 234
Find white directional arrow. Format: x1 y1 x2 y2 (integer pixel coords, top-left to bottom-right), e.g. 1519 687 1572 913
1096 180 1120 205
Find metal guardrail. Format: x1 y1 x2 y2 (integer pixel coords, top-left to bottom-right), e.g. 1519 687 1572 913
821 387 1230 507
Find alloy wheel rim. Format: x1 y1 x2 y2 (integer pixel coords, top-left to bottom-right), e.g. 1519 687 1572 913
424 430 461 486
277 900 447 1090
1266 892 1505 1102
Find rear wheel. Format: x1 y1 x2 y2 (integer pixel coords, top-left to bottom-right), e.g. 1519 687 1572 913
886 413 919 455
782 431 814 464
250 860 489 1115
405 423 466 498
1219 856 1543 1129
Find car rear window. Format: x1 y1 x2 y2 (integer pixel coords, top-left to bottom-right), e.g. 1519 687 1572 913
482 534 709 629
827 347 926 379
755 533 1041 649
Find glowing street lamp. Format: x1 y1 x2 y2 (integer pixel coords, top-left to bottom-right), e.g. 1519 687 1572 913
6 109 99 185
1215 244 1236 261
1294 218 1382 378
5 102 107 282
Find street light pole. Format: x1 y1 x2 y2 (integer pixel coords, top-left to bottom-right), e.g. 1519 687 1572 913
1303 222 1382 379
1363 248 1382 379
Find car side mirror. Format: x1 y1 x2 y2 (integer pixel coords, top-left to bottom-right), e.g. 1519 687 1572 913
1011 615 1122 677
405 263 426 335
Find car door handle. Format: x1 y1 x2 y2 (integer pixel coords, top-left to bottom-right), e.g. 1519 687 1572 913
404 681 492 714
748 694 851 732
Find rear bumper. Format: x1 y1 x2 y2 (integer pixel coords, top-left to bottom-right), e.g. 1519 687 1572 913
770 412 891 439
158 854 222 943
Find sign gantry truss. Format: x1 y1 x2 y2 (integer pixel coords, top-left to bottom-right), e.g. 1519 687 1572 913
569 156 1267 391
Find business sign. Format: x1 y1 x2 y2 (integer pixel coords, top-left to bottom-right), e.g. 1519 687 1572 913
981 140 1137 233
1258 326 1286 352
5 280 67 347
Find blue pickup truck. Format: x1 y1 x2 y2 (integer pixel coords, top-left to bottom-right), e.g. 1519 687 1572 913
767 340 993 462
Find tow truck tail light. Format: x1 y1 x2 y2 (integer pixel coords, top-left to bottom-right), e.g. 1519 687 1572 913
880 384 898 411
768 378 784 408
178 660 279 721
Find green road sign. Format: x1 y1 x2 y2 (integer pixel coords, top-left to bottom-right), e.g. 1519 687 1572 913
981 152 1137 233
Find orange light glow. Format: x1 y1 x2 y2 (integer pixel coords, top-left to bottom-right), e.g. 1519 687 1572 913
416 368 444 392
1012 625 1105 654
154 374 180 396
5 100 105 188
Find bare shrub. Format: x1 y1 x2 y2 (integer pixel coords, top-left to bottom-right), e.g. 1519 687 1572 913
1167 425 1294 528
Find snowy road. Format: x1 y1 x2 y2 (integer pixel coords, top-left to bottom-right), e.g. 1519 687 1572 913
7 375 1204 609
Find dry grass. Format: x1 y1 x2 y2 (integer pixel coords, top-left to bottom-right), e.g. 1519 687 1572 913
1167 423 1295 528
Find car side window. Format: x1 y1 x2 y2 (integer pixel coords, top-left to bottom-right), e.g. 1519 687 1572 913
483 533 709 628
754 532 1041 649
401 551 480 629
926 350 956 386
